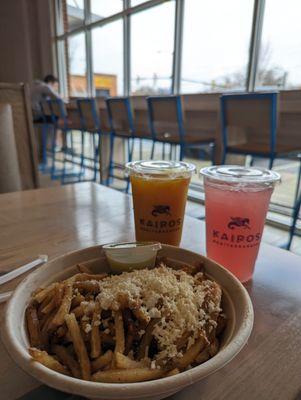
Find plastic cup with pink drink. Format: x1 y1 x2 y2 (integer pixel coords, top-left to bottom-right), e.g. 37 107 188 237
200 165 281 283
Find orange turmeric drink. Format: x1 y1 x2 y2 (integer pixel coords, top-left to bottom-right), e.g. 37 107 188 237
201 166 280 282
126 161 195 246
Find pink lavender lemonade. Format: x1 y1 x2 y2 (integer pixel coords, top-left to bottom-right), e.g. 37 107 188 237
201 166 281 282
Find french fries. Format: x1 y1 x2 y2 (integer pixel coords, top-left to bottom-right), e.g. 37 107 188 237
73 281 100 294
26 265 226 383
138 318 159 360
71 304 85 318
195 348 210 364
90 302 101 359
165 368 180 377
77 263 93 274
26 302 42 348
65 313 91 380
50 282 73 330
29 347 70 375
174 335 209 370
115 352 145 369
91 350 113 372
34 282 57 303
41 284 63 315
92 367 165 383
71 293 85 308
114 310 125 354
75 273 108 281
52 344 81 378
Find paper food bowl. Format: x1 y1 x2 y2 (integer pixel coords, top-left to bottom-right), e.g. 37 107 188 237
1 244 254 400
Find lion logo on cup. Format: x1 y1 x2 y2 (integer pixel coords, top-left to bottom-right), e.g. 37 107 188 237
227 217 251 230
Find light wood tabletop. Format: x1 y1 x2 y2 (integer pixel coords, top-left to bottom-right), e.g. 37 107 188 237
0 182 301 400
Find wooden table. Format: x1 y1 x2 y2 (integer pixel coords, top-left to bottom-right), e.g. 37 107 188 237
0 183 301 400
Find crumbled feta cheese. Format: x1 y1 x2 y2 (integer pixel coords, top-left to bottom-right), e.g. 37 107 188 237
84 324 92 333
95 265 222 362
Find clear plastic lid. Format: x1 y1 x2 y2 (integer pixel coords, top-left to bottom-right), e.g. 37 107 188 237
103 241 161 251
200 165 281 185
126 160 196 179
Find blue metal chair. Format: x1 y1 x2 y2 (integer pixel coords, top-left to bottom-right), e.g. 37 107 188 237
106 97 135 192
36 100 54 173
47 98 83 183
147 95 215 162
220 92 295 169
221 92 301 203
286 191 301 250
77 98 103 183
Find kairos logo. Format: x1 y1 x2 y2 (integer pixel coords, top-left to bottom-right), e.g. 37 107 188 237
151 205 171 217
138 204 181 233
211 216 261 248
227 217 251 230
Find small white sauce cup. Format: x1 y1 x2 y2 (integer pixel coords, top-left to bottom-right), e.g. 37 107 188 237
102 241 162 273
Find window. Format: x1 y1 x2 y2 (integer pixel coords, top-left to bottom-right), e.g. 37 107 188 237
90 0 123 21
181 0 254 93
66 0 85 31
131 1 175 94
255 0 301 90
130 0 147 6
54 0 301 229
92 20 124 96
68 33 87 96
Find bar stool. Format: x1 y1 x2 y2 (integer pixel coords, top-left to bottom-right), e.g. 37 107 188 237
131 95 154 160
220 92 301 168
39 100 54 173
147 95 215 162
77 98 103 183
47 98 83 183
106 97 135 192
286 191 301 250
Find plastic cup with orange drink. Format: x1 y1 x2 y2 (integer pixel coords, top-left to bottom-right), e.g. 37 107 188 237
200 165 281 282
126 161 196 246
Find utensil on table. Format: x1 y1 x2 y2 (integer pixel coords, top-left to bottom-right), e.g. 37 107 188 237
0 255 48 303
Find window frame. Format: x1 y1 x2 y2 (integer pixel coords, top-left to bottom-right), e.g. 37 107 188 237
54 0 270 97
54 0 177 97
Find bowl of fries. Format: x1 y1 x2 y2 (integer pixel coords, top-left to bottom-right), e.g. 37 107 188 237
1 245 253 400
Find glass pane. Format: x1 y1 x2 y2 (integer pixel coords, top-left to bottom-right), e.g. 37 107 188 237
90 0 123 20
131 2 175 95
181 0 254 93
68 33 88 97
66 0 85 31
57 39 68 96
92 20 124 96
130 0 147 6
255 0 301 90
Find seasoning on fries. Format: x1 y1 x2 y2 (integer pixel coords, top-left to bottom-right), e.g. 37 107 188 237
26 261 226 383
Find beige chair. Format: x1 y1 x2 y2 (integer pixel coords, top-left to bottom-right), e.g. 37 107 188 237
0 103 22 193
0 83 39 189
